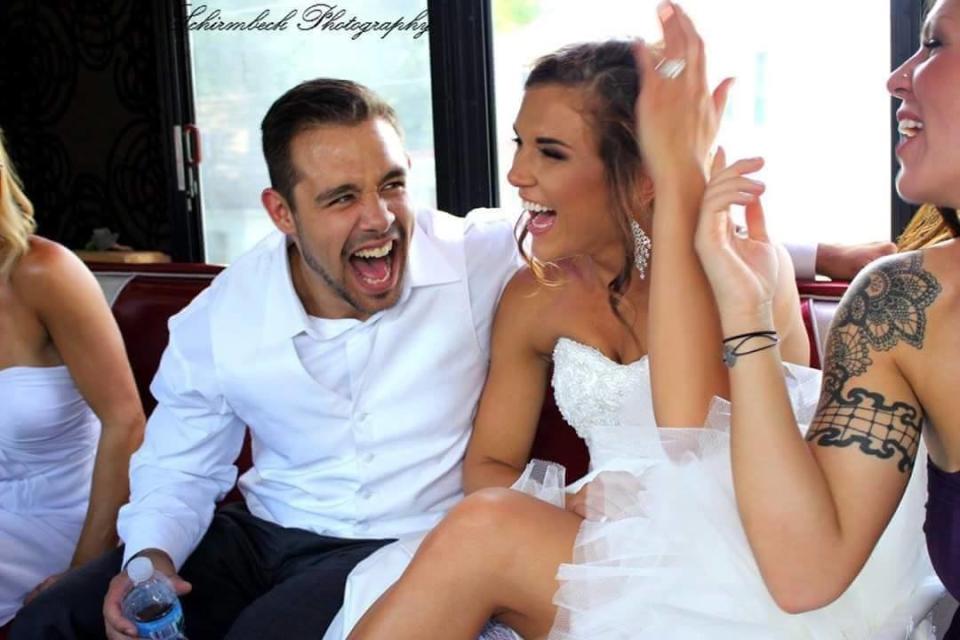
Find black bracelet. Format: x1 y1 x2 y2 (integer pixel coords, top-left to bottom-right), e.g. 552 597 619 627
722 330 779 367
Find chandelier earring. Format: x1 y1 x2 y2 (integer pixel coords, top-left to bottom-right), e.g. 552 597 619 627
630 219 652 279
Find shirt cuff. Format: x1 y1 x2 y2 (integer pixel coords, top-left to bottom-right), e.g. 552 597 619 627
784 242 817 280
119 512 199 571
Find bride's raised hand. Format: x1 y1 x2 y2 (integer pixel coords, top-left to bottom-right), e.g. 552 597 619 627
633 1 733 184
694 148 779 326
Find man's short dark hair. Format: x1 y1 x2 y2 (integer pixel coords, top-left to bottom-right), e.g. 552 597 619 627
261 78 401 207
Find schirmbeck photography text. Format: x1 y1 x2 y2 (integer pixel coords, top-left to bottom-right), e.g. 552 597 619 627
186 3 430 40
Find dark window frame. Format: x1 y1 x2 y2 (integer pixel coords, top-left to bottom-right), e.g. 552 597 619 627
427 0 499 215
891 0 923 239
155 0 204 261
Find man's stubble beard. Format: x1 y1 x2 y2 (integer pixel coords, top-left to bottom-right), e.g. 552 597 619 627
291 213 365 314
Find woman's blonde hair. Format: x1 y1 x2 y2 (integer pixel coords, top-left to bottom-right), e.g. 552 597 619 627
0 132 36 278
897 204 957 251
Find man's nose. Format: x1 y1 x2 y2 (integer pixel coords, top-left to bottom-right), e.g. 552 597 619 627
359 194 396 233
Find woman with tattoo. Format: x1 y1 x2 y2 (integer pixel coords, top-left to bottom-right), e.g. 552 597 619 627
695 0 960 634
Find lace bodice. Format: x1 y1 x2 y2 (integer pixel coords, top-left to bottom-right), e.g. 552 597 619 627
551 338 824 476
551 338 661 470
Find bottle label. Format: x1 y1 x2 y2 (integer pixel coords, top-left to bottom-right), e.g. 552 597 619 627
133 599 185 640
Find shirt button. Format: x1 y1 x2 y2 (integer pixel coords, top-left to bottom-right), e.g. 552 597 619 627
361 452 375 464
357 522 370 533
359 489 373 500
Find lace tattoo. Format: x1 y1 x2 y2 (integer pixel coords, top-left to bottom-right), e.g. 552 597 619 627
805 254 940 473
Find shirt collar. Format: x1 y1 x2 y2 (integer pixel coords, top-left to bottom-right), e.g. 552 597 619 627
265 233 311 340
265 211 462 341
403 209 461 290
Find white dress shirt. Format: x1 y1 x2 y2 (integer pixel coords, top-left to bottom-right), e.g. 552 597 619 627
117 208 520 569
784 242 817 280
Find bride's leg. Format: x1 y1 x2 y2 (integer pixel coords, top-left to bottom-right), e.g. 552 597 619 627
348 487 582 640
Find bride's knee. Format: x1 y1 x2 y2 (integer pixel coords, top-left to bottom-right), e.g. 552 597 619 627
425 488 535 556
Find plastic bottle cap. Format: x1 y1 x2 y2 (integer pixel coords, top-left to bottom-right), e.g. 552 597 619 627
126 557 154 584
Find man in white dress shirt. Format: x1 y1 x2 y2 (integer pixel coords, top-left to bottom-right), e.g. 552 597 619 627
11 79 519 640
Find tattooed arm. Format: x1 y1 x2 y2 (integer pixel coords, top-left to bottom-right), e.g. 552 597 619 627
722 252 939 612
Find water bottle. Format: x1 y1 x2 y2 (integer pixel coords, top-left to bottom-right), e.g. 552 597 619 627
121 557 187 639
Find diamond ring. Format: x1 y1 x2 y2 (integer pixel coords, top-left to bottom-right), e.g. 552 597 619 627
656 58 687 79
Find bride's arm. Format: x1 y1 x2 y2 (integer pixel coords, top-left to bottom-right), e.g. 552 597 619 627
462 269 552 493
771 242 810 366
634 3 732 426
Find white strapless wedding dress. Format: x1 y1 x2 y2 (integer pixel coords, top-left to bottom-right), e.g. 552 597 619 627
548 338 942 640
324 338 943 640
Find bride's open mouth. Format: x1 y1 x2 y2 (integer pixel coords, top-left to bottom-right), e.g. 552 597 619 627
524 199 556 237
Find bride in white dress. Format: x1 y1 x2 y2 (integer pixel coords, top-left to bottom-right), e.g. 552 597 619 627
343 5 939 639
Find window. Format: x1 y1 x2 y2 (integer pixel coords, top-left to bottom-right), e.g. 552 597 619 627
188 0 434 264
491 0 891 246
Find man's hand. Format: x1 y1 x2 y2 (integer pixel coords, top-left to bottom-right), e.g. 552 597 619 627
103 549 192 640
565 484 592 519
816 241 897 281
565 471 648 521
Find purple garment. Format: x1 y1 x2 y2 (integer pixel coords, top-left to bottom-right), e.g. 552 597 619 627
925 458 960 639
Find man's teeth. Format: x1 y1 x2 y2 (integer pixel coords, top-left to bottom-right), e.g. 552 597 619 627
522 199 554 214
361 272 390 285
898 119 925 138
353 241 393 259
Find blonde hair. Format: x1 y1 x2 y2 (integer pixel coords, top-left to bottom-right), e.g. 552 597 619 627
897 204 955 251
0 132 36 278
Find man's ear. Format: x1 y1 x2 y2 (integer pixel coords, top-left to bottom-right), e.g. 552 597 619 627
262 188 296 235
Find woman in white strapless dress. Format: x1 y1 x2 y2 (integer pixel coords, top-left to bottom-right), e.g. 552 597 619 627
0 135 144 624
345 7 940 639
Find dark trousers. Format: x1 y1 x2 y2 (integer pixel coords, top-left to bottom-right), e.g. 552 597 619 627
10 504 392 639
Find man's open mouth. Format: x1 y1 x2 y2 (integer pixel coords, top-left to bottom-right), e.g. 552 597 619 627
348 239 398 294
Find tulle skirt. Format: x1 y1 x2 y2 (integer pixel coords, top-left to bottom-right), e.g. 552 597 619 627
548 398 943 640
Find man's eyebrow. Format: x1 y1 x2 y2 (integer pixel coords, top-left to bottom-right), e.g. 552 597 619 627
380 166 407 184
313 167 407 203
315 183 358 204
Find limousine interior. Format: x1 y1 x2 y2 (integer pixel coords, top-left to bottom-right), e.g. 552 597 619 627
0 0 953 637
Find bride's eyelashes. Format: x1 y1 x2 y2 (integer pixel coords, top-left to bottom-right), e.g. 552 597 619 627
539 147 568 161
512 134 570 160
